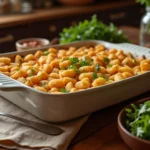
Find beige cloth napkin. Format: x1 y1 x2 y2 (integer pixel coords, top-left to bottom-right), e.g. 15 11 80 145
0 96 89 150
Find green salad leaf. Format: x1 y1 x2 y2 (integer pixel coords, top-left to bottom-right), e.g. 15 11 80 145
59 15 129 44
126 101 150 140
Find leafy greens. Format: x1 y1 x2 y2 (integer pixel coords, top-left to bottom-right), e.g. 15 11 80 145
126 101 150 140
59 15 129 44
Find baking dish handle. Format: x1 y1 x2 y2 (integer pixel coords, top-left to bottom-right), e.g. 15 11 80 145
0 73 26 91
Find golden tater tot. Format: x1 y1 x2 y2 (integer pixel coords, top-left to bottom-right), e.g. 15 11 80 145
0 57 11 65
48 79 64 88
61 69 76 78
92 77 106 87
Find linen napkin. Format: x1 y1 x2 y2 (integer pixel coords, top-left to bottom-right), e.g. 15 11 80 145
0 96 89 150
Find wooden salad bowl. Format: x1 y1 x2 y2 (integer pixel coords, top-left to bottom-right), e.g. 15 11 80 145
118 97 150 150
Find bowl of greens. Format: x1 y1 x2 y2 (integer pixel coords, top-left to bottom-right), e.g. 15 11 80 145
118 98 150 150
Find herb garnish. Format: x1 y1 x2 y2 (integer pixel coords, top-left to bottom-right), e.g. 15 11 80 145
126 101 150 140
104 57 110 63
68 64 80 74
60 88 69 93
79 57 93 67
92 64 101 80
133 59 137 64
41 82 46 86
101 74 109 81
69 57 79 64
67 57 80 74
43 51 50 56
92 72 98 80
107 64 113 68
28 73 32 77
67 57 93 74
95 64 100 72
17 66 20 71
61 67 65 70
31 67 35 73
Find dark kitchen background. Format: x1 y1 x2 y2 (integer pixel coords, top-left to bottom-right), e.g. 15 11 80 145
0 0 144 53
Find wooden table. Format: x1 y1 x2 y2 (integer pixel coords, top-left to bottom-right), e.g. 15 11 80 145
0 26 147 150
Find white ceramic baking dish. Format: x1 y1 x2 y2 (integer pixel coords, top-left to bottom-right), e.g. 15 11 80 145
0 40 150 123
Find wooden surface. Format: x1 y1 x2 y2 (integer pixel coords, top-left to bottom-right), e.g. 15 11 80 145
71 122 131 150
0 26 143 150
0 0 136 28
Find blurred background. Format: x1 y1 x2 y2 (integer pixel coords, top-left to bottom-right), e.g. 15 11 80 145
0 0 145 53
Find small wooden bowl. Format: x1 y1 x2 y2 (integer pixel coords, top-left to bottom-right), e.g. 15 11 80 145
118 97 150 150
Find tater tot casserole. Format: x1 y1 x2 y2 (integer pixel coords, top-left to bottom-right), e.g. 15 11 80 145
0 44 150 94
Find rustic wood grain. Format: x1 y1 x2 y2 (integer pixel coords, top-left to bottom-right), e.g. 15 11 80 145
71 92 150 145
69 122 131 150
